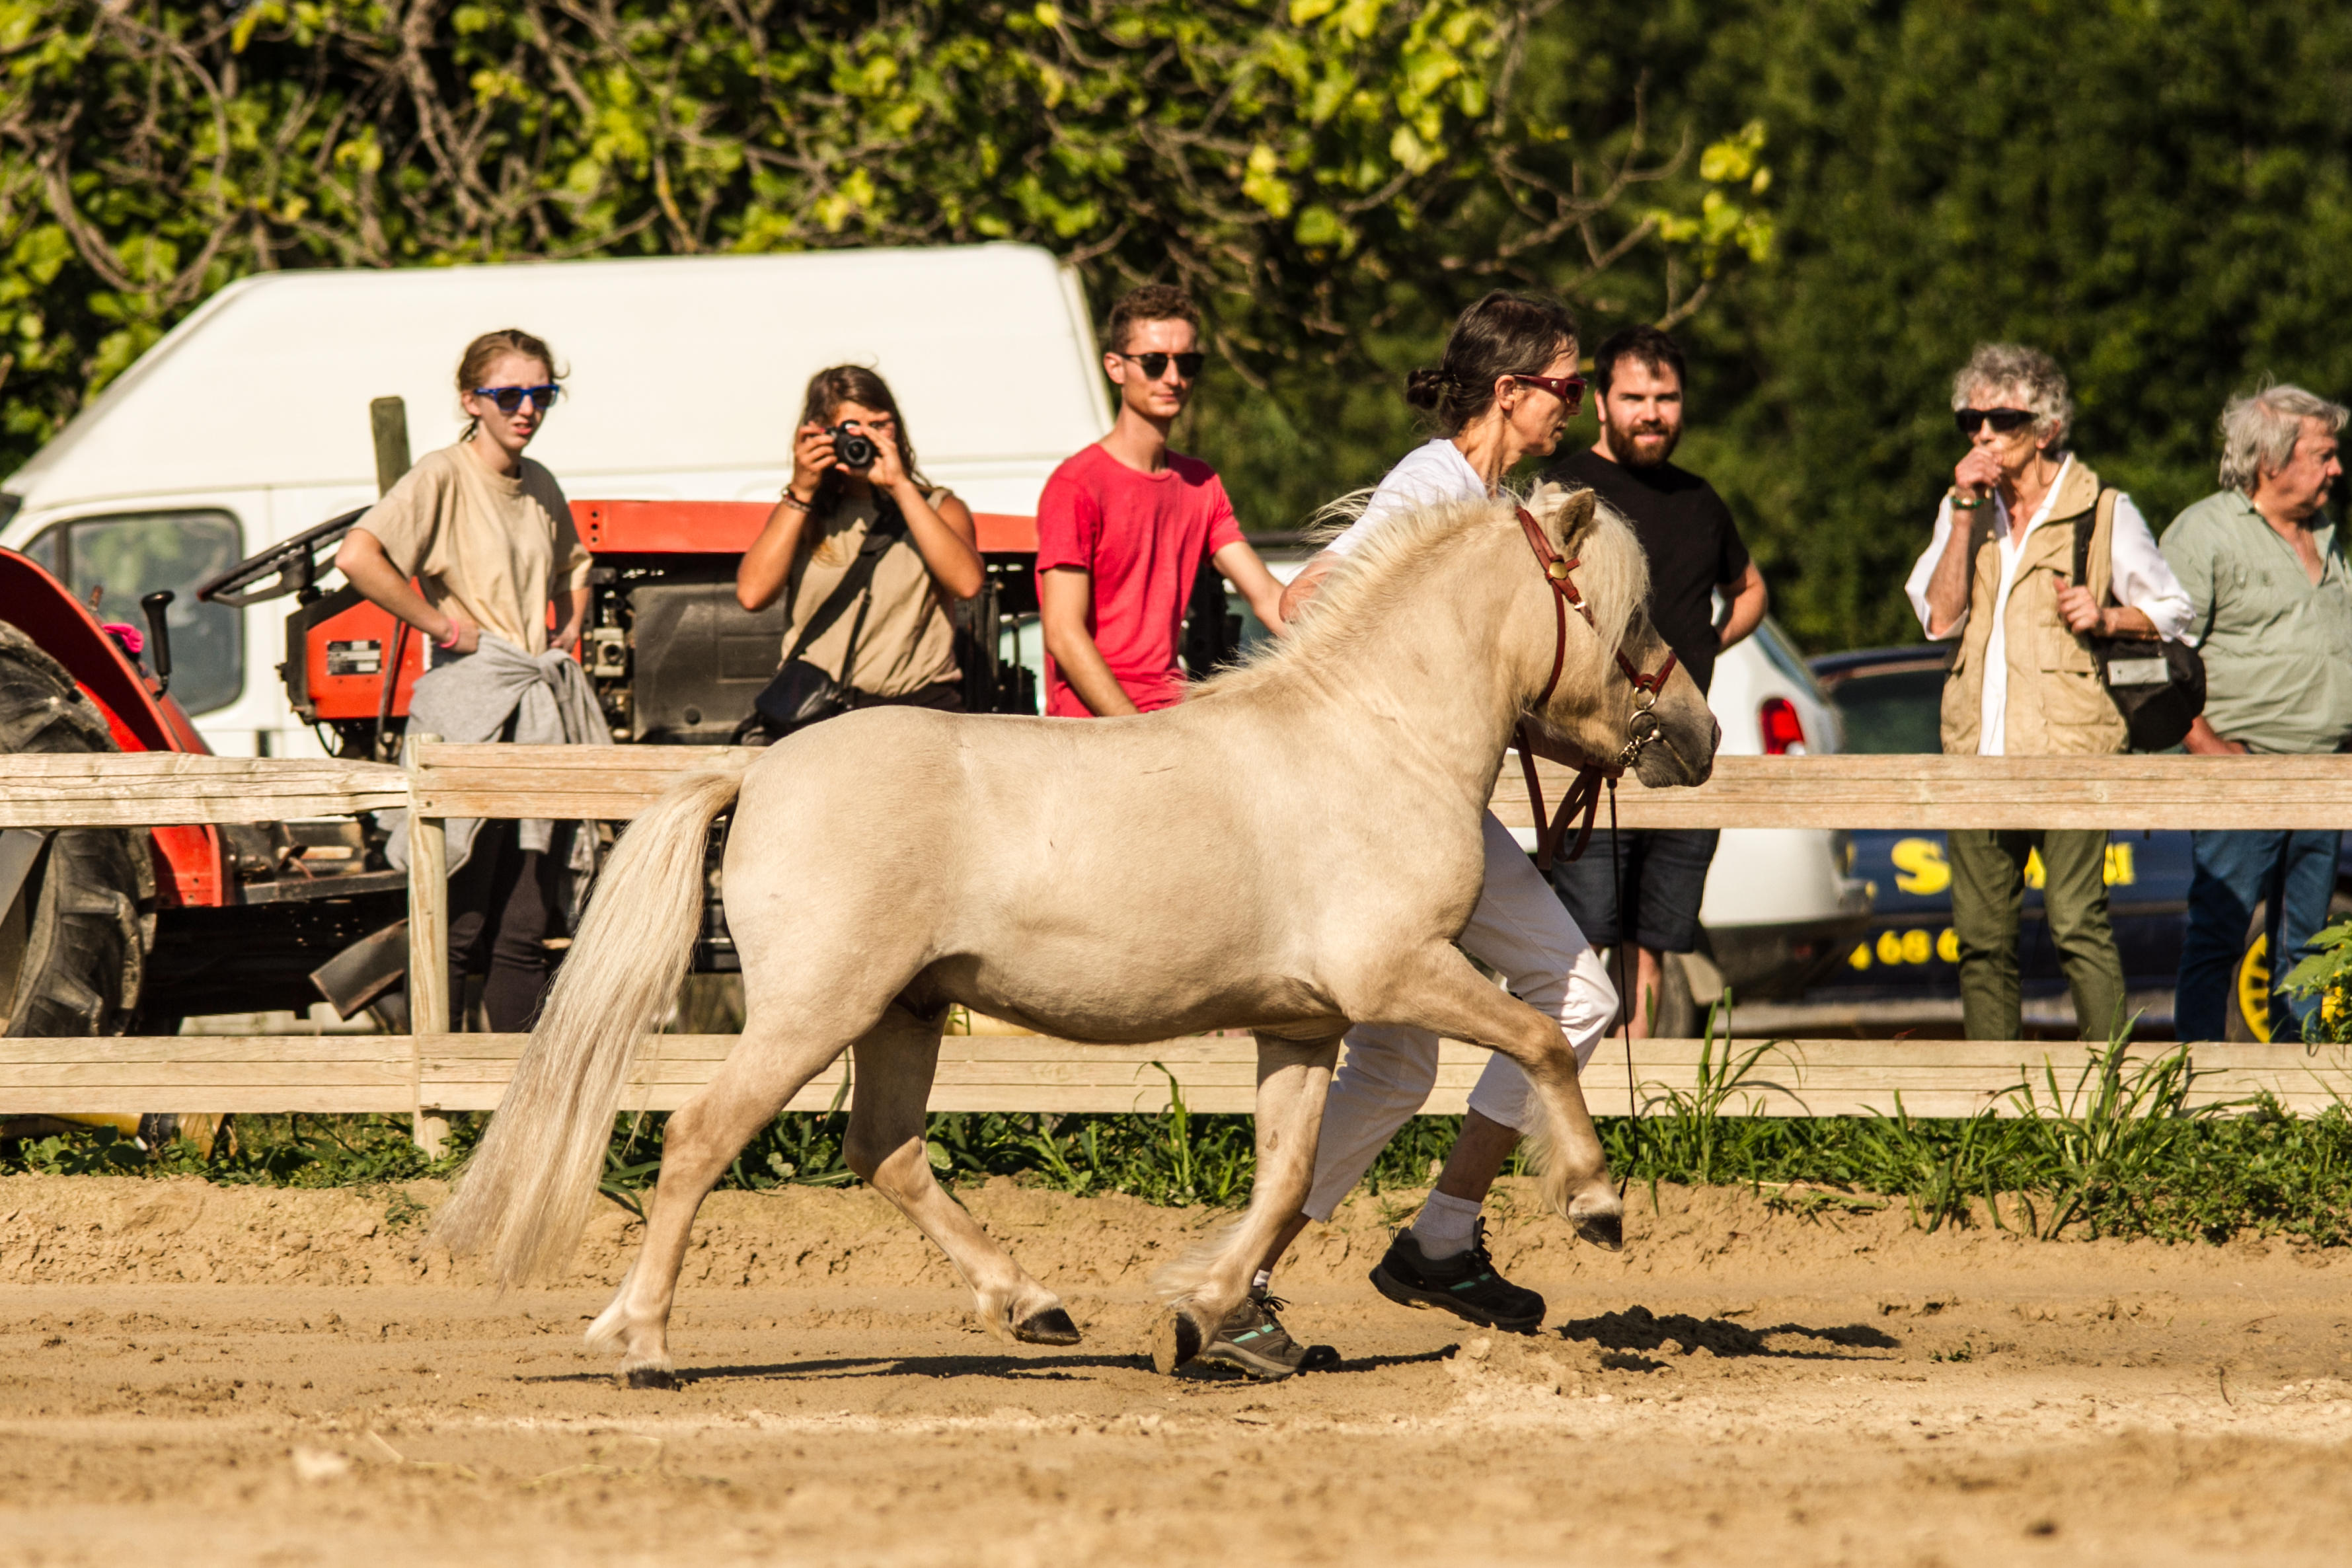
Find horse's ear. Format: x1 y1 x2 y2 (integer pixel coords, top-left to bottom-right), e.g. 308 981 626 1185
1529 481 1599 555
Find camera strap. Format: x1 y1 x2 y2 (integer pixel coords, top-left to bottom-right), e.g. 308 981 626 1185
778 497 909 681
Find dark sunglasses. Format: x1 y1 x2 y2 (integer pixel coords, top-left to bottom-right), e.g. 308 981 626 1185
1955 407 2035 436
473 383 562 414
1511 371 1587 409
1119 352 1206 381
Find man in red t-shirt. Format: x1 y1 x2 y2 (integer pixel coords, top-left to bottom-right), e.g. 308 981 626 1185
1037 285 1287 716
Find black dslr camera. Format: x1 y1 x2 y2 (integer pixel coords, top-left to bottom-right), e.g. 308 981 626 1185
829 421 878 470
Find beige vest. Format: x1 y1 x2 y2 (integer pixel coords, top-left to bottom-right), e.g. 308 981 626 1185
1940 460 2128 757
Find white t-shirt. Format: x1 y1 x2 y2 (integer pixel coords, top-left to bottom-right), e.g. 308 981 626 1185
1324 438 1486 557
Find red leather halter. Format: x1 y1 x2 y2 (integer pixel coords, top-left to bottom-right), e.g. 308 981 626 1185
1511 504 1679 870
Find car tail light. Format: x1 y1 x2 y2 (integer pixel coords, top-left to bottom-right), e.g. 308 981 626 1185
1759 696 1807 756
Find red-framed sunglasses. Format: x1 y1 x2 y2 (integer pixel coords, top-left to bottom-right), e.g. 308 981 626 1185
1511 371 1587 409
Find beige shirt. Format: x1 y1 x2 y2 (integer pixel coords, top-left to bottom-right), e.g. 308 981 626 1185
359 444 589 653
783 488 961 697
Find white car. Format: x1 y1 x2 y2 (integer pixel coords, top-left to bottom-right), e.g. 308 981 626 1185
1005 541 1872 1034
1687 617 1874 1027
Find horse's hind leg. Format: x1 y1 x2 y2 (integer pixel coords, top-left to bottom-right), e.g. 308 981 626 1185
588 1021 858 1386
1151 1032 1340 1372
845 1006 1079 1346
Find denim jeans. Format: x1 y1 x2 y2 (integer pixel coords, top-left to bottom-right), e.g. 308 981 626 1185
2175 829 2342 1043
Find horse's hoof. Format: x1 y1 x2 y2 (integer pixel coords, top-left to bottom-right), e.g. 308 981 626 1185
1013 1308 1082 1347
1573 1210 1624 1252
623 1365 680 1391
1147 1308 1203 1375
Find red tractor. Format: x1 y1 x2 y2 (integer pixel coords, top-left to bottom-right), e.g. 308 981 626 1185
3 490 1240 1120
1 547 403 1145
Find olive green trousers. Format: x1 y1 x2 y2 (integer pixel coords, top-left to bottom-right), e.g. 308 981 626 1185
1948 828 2127 1042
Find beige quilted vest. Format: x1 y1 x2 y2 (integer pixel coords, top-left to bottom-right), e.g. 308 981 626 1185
1940 460 2129 757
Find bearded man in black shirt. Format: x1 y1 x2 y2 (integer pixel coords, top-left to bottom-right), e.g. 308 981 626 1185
1540 325 1768 1036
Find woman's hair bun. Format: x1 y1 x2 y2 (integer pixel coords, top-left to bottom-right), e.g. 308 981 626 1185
1403 367 1449 410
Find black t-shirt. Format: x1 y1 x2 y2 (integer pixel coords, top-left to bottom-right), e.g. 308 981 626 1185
1540 447 1752 694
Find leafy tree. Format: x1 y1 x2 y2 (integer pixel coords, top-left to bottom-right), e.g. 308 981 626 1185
0 0 1769 504
1673 0 2352 651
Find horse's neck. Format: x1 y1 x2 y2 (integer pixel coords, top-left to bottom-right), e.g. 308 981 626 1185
1302 532 1538 802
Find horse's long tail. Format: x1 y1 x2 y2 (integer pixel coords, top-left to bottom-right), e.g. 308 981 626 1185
435 766 749 1285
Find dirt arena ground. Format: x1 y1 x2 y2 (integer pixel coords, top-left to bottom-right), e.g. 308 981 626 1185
4 1172 2351 1566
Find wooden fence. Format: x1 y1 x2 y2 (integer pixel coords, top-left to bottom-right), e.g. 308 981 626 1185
6 747 2352 1144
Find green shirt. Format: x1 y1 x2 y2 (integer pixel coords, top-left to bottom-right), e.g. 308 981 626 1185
2160 490 2352 755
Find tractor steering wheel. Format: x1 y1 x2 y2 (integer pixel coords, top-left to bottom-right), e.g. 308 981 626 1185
196 507 370 608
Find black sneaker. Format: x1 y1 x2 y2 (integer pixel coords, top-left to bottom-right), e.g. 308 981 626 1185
1369 1220 1546 1334
1195 1291 1340 1380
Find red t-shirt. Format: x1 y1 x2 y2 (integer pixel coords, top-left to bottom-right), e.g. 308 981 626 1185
1034 443 1244 716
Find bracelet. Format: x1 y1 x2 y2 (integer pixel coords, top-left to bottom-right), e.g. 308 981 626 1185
1948 492 1985 511
777 488 813 511
434 622 462 651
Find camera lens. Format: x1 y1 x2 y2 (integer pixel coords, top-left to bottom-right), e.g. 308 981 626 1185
833 424 878 470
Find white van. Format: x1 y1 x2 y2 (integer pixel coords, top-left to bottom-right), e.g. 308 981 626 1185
0 244 1112 757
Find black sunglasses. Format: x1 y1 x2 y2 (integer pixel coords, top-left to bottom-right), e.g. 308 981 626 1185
1119 352 1206 381
473 382 562 414
1955 407 2035 436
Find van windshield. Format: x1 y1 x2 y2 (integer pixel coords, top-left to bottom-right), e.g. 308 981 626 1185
29 511 245 715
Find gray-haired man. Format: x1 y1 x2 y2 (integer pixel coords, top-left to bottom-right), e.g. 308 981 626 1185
2162 385 2352 1042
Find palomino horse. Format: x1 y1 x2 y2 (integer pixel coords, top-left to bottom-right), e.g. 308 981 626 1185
436 482 1716 1384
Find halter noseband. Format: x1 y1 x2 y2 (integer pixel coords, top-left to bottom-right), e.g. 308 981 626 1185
1511 504 1679 870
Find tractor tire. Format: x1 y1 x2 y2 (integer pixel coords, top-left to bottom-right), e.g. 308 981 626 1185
0 622 152 1039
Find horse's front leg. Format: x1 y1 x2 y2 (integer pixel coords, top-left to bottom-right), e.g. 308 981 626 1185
1151 1031 1342 1372
1368 948 1622 1248
845 1006 1078 1346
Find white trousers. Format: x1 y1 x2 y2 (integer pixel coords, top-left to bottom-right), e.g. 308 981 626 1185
1301 811 1618 1221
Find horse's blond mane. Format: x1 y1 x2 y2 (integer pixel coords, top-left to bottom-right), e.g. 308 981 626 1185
1198 485 1650 698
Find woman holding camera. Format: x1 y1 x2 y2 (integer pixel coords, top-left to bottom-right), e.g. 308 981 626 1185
736 366 984 727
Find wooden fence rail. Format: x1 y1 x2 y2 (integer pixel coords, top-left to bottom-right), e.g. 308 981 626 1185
4 1035 2348 1119
6 747 2352 1137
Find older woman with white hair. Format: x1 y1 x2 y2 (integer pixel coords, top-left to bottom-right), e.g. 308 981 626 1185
2161 383 2352 1043
1905 344 2194 1044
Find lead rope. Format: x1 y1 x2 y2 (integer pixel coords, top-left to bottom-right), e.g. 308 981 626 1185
1608 776 1638 1197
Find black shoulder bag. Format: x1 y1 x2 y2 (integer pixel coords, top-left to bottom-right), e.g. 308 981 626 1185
752 504 906 736
2070 490 2206 751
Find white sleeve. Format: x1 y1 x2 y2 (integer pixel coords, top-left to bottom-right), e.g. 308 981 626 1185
2105 492 2193 641
1905 498 1965 639
1326 444 1461 558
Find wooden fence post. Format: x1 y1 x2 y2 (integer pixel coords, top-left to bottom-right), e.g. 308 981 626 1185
404 735 449 1156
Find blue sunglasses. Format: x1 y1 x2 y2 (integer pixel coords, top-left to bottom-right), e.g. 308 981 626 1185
473 383 562 414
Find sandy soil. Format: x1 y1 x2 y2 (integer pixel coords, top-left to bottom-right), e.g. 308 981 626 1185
3 1171 2351 1566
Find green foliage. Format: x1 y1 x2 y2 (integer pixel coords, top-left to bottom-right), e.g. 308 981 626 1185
11 1125 148 1175
0 0 1762 488
2281 918 2352 1045
1662 0 2352 651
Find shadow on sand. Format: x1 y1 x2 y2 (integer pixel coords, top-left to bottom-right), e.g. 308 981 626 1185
1556 1304 1901 1365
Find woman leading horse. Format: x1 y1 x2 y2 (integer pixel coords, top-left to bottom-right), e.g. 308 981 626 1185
436 481 1716 1386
